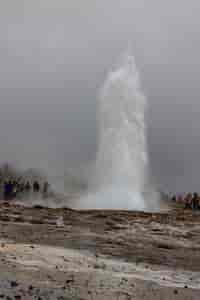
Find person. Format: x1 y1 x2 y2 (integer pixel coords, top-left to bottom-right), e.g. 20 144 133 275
33 181 40 193
43 181 49 198
19 182 25 193
12 184 18 198
4 180 13 201
192 193 199 210
3 181 8 200
171 195 177 202
177 194 183 204
198 195 200 210
16 182 21 197
25 181 31 192
184 193 192 209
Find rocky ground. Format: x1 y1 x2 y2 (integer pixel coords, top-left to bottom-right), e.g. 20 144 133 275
0 202 199 299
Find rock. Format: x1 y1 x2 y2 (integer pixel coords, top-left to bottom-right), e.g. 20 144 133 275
10 281 18 288
33 205 44 210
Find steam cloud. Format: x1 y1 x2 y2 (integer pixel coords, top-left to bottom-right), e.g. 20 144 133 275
73 54 152 210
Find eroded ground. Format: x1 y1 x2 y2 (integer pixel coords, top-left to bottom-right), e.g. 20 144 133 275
0 203 199 299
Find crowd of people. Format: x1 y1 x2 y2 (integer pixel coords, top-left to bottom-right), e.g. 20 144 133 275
171 193 200 210
0 163 51 201
0 178 50 201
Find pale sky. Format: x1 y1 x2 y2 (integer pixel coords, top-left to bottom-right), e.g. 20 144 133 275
0 0 200 193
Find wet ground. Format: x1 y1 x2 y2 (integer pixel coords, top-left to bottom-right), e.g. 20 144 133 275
0 202 199 299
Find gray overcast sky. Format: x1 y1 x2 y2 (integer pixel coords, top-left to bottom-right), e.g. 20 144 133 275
0 0 200 193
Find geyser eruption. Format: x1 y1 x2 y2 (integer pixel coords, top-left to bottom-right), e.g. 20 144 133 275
74 54 149 210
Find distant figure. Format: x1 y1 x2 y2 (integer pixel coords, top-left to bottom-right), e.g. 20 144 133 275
25 181 31 192
4 180 13 201
43 181 49 198
16 182 21 196
192 193 199 210
184 193 192 209
33 181 40 193
3 181 8 200
172 195 177 202
12 181 18 198
177 195 183 204
19 182 25 193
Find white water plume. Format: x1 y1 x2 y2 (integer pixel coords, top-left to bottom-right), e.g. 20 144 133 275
73 54 150 210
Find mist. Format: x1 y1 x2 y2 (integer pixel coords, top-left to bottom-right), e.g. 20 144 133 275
0 1 200 193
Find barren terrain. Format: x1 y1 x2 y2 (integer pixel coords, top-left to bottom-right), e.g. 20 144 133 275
0 202 199 299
